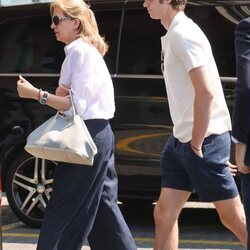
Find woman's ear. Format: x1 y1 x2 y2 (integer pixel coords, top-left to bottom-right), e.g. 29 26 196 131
73 18 80 30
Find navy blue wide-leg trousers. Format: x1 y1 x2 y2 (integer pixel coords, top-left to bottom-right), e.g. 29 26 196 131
37 120 137 250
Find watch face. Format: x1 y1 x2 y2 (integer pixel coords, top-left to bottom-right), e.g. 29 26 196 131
40 91 48 105
40 98 47 105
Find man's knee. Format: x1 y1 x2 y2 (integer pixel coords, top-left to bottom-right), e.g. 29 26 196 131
153 202 178 229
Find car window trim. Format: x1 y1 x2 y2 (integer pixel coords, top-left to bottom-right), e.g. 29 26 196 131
0 73 236 84
115 0 128 74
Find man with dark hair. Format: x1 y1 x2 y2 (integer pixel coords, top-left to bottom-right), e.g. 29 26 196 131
143 0 247 249
232 17 250 250
168 0 187 9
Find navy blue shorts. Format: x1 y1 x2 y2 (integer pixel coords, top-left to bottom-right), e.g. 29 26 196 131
160 132 239 202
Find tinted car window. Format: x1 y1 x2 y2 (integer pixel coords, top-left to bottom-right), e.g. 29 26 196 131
119 8 165 75
0 15 64 73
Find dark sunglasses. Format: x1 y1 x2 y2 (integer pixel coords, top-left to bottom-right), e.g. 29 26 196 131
52 15 73 25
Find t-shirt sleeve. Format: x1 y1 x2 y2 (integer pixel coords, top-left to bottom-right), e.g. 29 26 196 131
173 30 209 72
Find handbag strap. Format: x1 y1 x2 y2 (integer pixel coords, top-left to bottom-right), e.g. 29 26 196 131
69 89 77 116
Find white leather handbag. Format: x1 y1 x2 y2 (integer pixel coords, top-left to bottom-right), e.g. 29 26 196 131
24 90 97 166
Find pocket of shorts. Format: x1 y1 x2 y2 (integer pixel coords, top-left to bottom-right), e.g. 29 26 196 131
202 138 217 157
187 144 207 178
189 144 204 165
188 144 226 178
189 143 204 160
189 141 229 179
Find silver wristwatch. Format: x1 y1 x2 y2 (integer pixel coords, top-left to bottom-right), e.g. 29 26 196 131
39 91 49 105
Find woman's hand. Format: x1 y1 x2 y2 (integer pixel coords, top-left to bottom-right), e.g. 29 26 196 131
56 85 69 97
17 75 38 99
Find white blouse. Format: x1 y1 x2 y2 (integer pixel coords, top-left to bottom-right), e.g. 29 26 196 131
59 38 115 120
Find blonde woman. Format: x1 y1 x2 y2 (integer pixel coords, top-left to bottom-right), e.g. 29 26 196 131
17 0 137 249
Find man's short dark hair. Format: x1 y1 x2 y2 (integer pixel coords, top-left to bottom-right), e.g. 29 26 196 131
159 0 187 10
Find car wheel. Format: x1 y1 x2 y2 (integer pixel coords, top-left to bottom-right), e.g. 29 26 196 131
5 153 56 228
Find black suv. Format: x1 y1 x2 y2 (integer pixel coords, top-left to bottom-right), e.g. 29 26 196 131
0 0 249 228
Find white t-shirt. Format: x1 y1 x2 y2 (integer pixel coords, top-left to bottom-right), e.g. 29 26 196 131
161 11 231 143
60 38 115 120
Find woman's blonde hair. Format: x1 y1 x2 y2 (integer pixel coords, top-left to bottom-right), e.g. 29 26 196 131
51 0 108 56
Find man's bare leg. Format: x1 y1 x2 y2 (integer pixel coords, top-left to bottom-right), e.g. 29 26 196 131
214 195 247 247
153 188 190 250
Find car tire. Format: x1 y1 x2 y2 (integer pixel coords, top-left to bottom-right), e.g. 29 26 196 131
5 153 56 228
